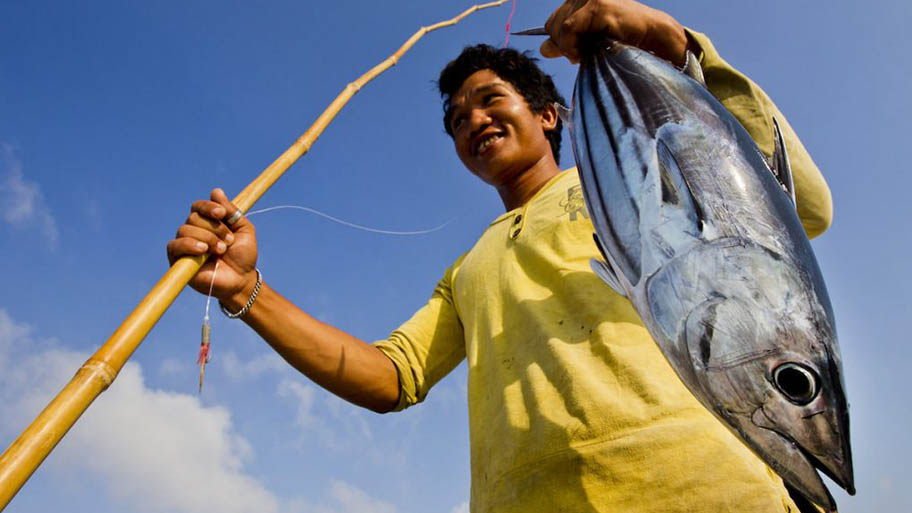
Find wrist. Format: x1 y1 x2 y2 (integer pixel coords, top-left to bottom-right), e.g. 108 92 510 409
222 270 261 313
647 10 689 67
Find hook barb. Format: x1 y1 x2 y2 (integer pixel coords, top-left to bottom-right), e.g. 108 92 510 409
510 26 548 36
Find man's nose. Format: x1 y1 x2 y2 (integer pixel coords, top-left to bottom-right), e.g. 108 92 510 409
467 108 492 135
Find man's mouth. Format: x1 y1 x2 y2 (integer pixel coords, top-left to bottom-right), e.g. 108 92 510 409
475 133 503 156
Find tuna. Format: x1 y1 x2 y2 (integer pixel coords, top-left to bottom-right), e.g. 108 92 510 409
565 40 854 510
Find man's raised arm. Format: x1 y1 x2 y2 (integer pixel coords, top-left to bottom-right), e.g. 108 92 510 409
539 0 832 238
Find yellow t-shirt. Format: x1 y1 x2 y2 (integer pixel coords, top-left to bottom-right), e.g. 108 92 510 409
374 31 831 513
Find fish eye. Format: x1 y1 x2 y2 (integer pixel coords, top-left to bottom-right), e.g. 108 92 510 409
772 363 819 405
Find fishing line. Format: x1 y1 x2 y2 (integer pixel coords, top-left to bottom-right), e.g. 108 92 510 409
197 204 453 392
197 259 219 392
246 205 452 235
502 0 517 47
0 3 514 501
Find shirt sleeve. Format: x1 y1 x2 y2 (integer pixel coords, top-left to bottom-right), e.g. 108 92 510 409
686 29 833 239
373 256 468 411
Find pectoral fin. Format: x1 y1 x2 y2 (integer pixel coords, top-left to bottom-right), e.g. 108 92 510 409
656 136 703 234
590 258 626 297
590 233 627 297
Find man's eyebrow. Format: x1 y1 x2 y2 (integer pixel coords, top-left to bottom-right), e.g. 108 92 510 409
446 81 509 130
469 83 503 96
451 82 508 109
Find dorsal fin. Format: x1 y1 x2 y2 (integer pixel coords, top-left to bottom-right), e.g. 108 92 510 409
682 50 705 86
770 117 797 207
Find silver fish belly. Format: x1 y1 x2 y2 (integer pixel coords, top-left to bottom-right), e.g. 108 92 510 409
567 41 853 511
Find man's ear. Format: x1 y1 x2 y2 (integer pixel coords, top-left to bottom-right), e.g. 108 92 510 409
539 102 559 131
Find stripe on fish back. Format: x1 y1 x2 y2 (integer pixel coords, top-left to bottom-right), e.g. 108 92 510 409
576 55 645 284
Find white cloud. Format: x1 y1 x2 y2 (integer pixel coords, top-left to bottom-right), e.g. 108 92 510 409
0 144 58 246
277 378 318 428
282 481 398 513
323 481 398 513
276 378 372 450
222 350 289 381
0 309 29 370
0 311 412 513
0 309 278 513
449 501 469 513
327 394 373 442
158 357 187 375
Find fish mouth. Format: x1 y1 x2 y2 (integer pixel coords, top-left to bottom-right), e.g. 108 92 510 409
745 407 854 511
798 436 855 496
778 429 855 511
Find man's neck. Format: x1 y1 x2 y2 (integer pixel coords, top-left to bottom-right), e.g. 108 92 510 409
496 154 563 211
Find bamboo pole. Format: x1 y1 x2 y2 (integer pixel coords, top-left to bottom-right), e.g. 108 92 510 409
0 1 509 509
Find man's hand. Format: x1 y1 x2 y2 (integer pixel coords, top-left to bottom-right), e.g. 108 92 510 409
166 188 258 303
540 0 689 66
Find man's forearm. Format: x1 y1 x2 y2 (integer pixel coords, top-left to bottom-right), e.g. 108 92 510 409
223 282 401 413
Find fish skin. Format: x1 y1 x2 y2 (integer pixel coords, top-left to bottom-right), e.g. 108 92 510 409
567 41 853 511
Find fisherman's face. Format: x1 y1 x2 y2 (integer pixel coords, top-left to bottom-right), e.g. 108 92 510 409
448 70 557 186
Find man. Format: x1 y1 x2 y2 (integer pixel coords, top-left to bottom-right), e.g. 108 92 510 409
167 1 832 511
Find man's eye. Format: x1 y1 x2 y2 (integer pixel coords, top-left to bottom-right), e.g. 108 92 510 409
484 94 500 104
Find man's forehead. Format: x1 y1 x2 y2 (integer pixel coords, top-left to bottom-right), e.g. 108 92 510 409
451 70 514 107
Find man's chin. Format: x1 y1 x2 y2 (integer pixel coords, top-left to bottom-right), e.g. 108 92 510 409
471 151 513 180
471 162 508 185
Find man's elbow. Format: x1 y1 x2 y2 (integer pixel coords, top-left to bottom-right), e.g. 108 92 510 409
366 389 401 414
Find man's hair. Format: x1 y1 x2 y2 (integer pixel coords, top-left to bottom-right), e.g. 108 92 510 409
438 44 566 163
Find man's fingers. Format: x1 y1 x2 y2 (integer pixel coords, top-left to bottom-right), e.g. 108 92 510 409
557 3 606 61
542 0 591 62
543 2 569 57
542 2 562 38
210 188 248 231
540 39 561 59
167 237 210 265
176 225 228 255
210 187 230 205
191 200 227 222
186 212 234 242
210 188 238 221
189 200 235 242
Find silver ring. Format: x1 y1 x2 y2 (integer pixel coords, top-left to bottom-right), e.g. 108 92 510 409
226 209 243 225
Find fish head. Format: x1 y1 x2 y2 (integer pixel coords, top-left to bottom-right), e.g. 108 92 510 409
678 247 853 510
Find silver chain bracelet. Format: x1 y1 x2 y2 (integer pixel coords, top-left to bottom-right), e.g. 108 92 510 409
220 268 262 319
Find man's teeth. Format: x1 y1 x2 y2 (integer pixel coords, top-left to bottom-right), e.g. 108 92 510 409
478 135 502 153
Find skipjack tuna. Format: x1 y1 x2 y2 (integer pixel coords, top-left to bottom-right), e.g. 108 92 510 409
564 41 854 510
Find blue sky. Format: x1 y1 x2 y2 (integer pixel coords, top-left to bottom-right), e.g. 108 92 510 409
0 1 909 512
